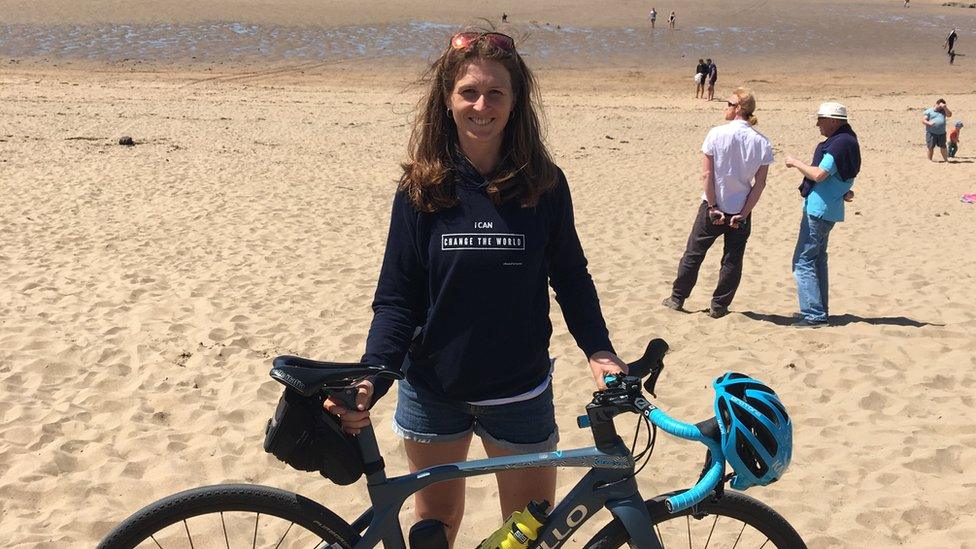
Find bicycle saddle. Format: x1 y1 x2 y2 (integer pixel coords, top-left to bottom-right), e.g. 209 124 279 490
270 356 403 397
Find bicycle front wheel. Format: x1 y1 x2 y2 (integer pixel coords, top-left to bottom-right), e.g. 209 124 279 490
585 490 806 548
97 484 359 549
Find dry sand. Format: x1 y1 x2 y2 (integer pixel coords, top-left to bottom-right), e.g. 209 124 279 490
2 1 976 547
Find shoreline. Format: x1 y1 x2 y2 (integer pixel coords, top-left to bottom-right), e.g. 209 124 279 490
3 63 974 98
2 2 974 77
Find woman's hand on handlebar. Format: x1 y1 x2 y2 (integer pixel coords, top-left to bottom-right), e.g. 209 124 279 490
588 351 628 390
323 380 374 435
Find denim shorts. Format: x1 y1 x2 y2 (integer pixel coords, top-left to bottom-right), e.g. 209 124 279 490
392 378 559 453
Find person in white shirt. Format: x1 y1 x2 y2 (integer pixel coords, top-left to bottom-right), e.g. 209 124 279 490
662 87 773 318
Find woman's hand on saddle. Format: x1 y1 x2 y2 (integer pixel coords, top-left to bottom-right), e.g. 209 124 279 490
588 351 629 390
323 380 374 435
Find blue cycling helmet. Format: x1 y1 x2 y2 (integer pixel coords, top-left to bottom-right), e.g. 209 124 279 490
713 372 792 490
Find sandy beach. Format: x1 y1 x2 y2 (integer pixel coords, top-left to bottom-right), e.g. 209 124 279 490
2 1 976 547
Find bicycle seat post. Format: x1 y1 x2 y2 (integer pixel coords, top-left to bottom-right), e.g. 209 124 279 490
355 424 388 484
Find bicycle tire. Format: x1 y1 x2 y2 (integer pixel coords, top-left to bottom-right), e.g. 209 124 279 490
584 490 806 548
97 484 359 549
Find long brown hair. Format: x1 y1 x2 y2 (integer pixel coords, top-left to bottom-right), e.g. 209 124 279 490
400 31 558 213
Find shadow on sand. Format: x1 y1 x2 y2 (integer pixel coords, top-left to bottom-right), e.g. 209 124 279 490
739 311 944 328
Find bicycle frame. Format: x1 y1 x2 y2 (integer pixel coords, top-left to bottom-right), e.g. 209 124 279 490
101 342 805 549
286 340 724 548
344 425 661 549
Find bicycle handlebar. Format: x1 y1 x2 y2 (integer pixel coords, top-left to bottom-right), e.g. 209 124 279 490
666 459 724 512
644 407 725 512
601 339 727 514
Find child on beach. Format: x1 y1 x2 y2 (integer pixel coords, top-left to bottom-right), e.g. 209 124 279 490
949 121 963 158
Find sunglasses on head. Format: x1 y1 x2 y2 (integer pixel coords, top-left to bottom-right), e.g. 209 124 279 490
450 32 516 53
726 101 739 107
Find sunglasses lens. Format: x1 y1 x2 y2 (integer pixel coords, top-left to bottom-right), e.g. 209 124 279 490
486 33 515 51
450 32 515 52
451 32 477 49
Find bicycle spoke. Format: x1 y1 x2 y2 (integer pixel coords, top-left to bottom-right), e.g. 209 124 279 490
273 522 296 549
221 512 230 549
98 485 357 549
731 520 745 548
183 519 196 549
649 511 785 549
704 514 718 548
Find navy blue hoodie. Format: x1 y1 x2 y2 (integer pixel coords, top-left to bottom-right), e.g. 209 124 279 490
363 156 614 403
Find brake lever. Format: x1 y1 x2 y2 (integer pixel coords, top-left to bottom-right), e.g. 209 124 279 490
644 365 663 398
627 339 669 397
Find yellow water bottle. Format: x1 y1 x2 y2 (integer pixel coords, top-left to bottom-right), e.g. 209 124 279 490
477 500 549 549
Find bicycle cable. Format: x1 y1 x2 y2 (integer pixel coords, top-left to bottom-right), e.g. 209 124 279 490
599 410 656 489
631 413 656 478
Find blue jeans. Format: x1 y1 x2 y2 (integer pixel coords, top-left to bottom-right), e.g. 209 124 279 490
792 213 835 323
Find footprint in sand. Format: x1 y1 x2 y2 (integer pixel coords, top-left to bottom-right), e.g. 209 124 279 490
902 504 954 531
859 390 888 411
904 445 964 474
922 374 956 390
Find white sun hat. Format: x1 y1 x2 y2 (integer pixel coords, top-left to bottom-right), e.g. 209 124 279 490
817 102 848 120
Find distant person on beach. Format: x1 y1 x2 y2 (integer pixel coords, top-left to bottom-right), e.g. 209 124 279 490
784 102 861 328
338 29 626 543
669 11 676 29
948 120 963 157
904 0 909 7
695 58 708 98
649 7 657 28
922 98 952 162
944 29 958 64
502 13 508 22
662 87 773 319
706 58 718 101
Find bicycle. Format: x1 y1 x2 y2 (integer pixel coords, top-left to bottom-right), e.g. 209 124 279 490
97 338 806 548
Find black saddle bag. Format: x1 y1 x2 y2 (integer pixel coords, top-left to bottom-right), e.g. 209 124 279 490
263 388 364 485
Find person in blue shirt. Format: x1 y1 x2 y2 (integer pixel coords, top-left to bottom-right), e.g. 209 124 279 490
784 102 861 328
323 30 627 543
922 98 953 162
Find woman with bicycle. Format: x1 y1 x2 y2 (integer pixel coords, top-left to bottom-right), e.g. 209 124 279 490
324 29 627 544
